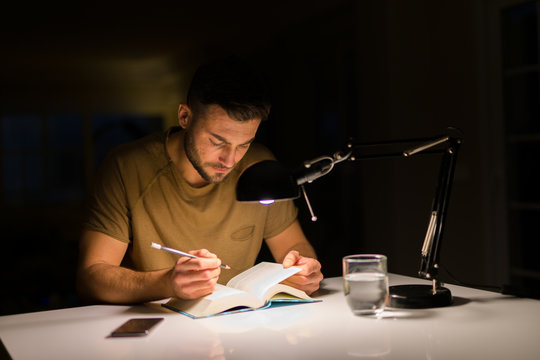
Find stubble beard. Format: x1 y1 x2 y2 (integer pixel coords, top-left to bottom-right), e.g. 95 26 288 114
184 130 232 184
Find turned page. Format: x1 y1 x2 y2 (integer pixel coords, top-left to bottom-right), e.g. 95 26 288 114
226 262 301 301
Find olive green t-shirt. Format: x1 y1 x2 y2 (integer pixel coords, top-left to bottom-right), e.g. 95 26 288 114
83 127 298 284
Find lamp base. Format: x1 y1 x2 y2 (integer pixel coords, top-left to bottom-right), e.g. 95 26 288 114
389 284 452 309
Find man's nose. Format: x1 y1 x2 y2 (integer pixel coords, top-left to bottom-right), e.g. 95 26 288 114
218 147 236 168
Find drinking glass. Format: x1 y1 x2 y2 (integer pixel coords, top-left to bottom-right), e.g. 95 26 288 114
343 254 389 316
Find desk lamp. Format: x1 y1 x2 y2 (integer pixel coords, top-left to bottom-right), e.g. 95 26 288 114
237 128 463 308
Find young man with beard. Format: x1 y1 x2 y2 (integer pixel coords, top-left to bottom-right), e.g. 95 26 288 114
77 58 323 304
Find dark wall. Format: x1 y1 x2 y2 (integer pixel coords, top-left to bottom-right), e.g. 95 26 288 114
252 1 491 284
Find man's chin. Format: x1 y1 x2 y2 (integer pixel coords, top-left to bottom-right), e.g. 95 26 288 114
206 170 232 184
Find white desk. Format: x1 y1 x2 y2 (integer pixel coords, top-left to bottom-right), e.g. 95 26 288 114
1 274 539 360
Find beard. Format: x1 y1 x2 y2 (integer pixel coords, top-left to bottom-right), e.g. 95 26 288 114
183 129 233 184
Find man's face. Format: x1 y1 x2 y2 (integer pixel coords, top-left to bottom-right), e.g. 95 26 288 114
183 104 261 184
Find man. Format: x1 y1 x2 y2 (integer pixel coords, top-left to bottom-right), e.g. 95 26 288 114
77 57 323 304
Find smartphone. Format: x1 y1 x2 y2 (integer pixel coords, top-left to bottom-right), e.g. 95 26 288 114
109 318 164 337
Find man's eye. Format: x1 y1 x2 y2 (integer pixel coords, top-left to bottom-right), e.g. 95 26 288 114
210 139 223 147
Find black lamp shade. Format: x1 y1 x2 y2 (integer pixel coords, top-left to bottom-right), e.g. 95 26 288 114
236 160 300 202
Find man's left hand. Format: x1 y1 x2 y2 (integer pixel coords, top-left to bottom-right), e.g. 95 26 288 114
281 250 323 295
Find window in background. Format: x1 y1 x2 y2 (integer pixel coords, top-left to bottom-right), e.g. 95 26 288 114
1 115 45 205
0 113 163 205
501 0 540 293
46 114 85 203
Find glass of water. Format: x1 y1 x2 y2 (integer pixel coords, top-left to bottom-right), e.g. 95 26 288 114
343 254 389 316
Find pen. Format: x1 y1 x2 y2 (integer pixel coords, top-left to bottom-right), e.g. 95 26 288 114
151 242 231 270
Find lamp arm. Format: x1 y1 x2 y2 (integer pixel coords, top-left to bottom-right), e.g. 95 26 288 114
295 133 456 185
418 137 461 281
295 151 351 186
333 129 463 282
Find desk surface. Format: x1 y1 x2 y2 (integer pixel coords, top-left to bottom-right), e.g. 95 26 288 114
1 274 539 360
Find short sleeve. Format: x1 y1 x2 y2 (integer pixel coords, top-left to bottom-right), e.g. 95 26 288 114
262 199 298 239
82 150 131 243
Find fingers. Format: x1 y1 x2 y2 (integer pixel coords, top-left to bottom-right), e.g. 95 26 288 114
281 250 317 274
190 248 218 259
281 254 324 295
178 250 222 270
169 249 223 299
282 272 322 295
173 278 218 299
282 250 300 268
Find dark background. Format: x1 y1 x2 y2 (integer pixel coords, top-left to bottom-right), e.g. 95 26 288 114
1 0 539 315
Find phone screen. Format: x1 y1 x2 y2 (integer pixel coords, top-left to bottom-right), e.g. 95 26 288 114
109 318 164 337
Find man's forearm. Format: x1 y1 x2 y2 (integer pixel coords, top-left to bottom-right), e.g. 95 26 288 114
77 263 172 304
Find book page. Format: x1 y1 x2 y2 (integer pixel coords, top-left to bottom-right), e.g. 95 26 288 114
226 262 301 301
203 283 249 301
165 284 264 318
265 283 313 301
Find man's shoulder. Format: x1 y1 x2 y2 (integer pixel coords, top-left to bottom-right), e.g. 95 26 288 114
100 130 169 179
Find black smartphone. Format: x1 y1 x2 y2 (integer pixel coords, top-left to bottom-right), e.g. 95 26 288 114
109 318 164 337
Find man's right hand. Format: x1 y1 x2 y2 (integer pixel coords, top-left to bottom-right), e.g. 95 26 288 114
167 249 222 299
77 230 223 304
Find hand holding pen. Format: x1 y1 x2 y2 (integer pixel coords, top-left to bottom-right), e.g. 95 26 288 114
152 243 229 299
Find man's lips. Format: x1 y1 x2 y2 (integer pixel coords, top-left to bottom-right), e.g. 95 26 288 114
210 165 231 173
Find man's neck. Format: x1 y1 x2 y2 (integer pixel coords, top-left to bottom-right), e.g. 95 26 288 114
166 129 209 188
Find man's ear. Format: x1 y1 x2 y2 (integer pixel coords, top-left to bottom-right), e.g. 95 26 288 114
177 104 192 129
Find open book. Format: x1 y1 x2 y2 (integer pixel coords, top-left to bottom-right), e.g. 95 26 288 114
163 262 319 318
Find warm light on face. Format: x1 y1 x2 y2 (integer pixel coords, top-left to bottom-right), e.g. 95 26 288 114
185 104 260 185
259 200 275 205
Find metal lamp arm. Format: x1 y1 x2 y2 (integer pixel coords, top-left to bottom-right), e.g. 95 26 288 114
344 132 463 282
297 129 462 282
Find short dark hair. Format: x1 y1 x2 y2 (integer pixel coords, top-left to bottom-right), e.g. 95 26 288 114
187 57 271 122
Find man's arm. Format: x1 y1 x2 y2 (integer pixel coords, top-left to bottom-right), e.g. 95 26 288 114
265 220 323 295
76 229 222 304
